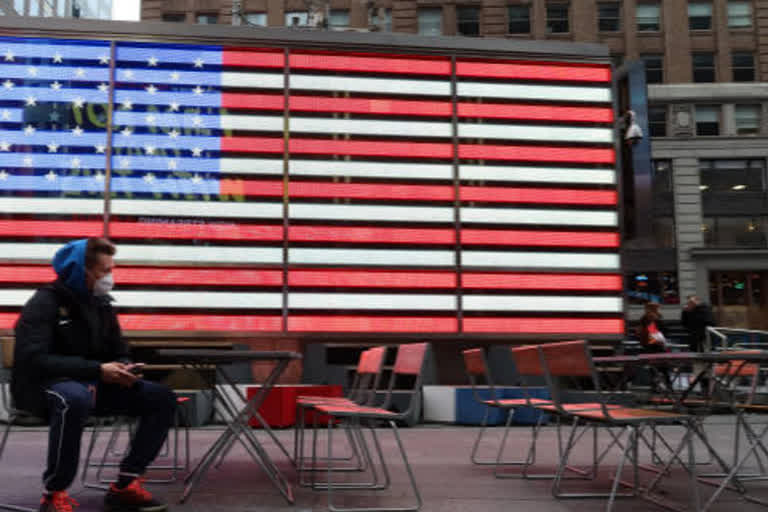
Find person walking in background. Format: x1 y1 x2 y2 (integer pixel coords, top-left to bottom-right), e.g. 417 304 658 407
681 295 715 352
638 309 668 353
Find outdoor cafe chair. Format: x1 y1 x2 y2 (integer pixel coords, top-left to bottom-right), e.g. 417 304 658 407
538 340 701 512
0 371 36 512
306 342 430 512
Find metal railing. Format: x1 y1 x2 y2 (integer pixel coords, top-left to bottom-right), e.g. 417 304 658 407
707 326 768 351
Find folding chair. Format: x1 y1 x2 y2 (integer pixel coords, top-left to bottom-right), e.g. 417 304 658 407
307 342 429 512
538 340 701 512
0 374 36 512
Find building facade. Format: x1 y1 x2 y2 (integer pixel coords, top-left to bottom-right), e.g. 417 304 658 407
142 0 768 330
3 0 112 18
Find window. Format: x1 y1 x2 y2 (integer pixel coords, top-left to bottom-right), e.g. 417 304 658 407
285 11 308 27
688 2 712 30
732 52 755 81
649 106 667 137
546 3 569 33
693 53 715 82
371 8 392 32
508 5 531 33
641 54 663 84
418 7 442 36
728 1 752 28
735 105 761 135
704 218 766 247
457 6 480 36
598 2 620 31
162 13 185 22
637 3 661 31
626 272 679 305
243 12 266 26
700 159 765 193
196 13 218 24
652 160 673 193
329 9 349 28
695 105 720 136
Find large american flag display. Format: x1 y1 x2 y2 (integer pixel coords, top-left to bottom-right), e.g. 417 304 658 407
0 34 623 338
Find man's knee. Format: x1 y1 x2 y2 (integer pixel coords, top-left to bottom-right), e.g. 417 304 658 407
45 382 93 418
138 381 177 413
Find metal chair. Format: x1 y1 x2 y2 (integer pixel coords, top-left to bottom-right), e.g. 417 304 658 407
0 372 36 512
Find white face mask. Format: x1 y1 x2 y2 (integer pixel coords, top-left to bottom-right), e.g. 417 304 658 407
93 273 114 296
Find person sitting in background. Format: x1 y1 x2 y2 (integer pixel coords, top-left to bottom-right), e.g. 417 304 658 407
638 310 668 353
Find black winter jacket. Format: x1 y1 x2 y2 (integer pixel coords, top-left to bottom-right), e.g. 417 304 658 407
11 279 129 416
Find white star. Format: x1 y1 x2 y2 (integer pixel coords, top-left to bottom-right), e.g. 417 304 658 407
47 142 59 153
23 157 33 166
97 83 109 92
144 145 156 155
71 97 86 108
167 159 178 170
146 84 158 95
191 147 203 157
121 127 133 137
170 71 180 81
23 124 36 135
168 129 179 139
0 141 10 151
24 96 37 106
145 114 157 125
52 52 63 63
123 69 134 79
119 157 131 168
72 126 84 136
192 116 203 127
120 100 133 110
95 144 106 153
94 172 105 181
143 173 156 184
194 58 204 68
50 81 62 91
70 158 81 168
75 68 85 78
3 50 13 62
0 110 10 121
26 67 38 77
98 55 110 65
191 174 203 184
45 170 57 181
0 170 8 180
2 80 13 90
148 56 159 67
168 102 180 112
49 111 60 123
192 85 204 95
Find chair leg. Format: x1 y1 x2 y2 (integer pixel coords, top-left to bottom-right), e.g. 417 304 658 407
0 414 36 512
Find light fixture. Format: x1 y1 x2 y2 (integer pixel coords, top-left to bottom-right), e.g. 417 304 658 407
699 185 709 191
732 184 747 190
623 110 643 145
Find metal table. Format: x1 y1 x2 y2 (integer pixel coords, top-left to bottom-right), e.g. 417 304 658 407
154 349 301 504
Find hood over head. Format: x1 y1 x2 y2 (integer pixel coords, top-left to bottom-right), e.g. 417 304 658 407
52 238 89 297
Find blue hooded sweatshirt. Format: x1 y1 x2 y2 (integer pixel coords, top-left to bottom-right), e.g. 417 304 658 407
52 238 89 297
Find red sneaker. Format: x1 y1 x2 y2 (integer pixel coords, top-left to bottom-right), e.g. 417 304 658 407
104 478 167 512
39 491 78 512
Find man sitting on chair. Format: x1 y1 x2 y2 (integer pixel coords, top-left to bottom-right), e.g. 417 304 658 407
11 238 175 512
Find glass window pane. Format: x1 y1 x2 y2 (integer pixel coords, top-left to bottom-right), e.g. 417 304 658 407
689 2 712 30
637 3 660 31
546 3 569 33
653 160 672 192
695 105 719 135
598 2 620 32
728 1 752 28
244 12 266 26
693 53 715 82
649 107 667 137
732 52 755 81
196 13 218 24
641 54 663 84
162 12 186 22
508 5 530 33
418 7 442 36
700 159 765 192
329 9 349 27
370 7 392 31
457 6 480 36
735 104 761 135
285 11 308 26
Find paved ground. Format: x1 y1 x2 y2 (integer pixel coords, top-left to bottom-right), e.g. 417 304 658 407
2 417 768 511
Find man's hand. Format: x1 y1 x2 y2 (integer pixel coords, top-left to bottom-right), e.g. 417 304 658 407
100 362 138 387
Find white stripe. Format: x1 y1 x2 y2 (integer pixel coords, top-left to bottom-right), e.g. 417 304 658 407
290 204 453 223
0 244 282 265
463 295 623 312
113 291 282 309
220 71 284 89
462 251 619 269
457 82 611 103
0 197 103 214
461 208 617 227
288 160 453 180
43 389 69 489
460 165 616 185
288 74 451 96
290 117 452 137
290 248 454 266
220 158 284 175
458 124 613 143
111 199 283 219
219 115 283 131
289 293 456 310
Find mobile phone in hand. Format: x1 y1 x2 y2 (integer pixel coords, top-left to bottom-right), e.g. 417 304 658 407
129 363 145 375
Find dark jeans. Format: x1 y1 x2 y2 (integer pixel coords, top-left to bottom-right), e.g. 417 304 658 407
43 379 176 492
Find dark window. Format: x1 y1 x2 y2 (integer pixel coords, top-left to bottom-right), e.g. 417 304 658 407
649 107 667 137
695 105 720 136
457 6 480 36
704 218 766 248
196 13 218 24
637 3 661 31
652 159 673 193
508 5 531 33
329 9 350 27
700 159 765 193
693 53 715 82
641 54 663 84
598 2 620 31
418 7 443 36
162 13 186 22
626 272 679 305
732 52 755 81
689 2 712 30
546 3 569 33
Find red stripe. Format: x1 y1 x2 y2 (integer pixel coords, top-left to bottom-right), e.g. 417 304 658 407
0 313 18 329
289 269 456 288
463 317 624 334
460 186 617 205
290 225 454 245
290 182 454 201
0 265 54 282
221 93 284 111
456 61 611 82
219 179 284 197
222 137 455 159
221 49 285 68
220 137 284 153
110 222 284 242
458 103 614 123
459 144 615 164
288 315 458 333
289 52 451 75
290 96 452 117
0 220 102 237
119 314 283 331
461 229 619 248
462 272 622 290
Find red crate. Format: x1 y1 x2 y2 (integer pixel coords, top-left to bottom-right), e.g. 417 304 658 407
246 385 343 428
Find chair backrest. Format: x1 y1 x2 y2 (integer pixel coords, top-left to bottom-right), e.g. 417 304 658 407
379 342 430 417
510 345 544 377
461 348 501 405
713 351 761 405
538 340 608 417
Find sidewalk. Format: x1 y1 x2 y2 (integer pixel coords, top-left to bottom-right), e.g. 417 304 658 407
1 418 765 511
